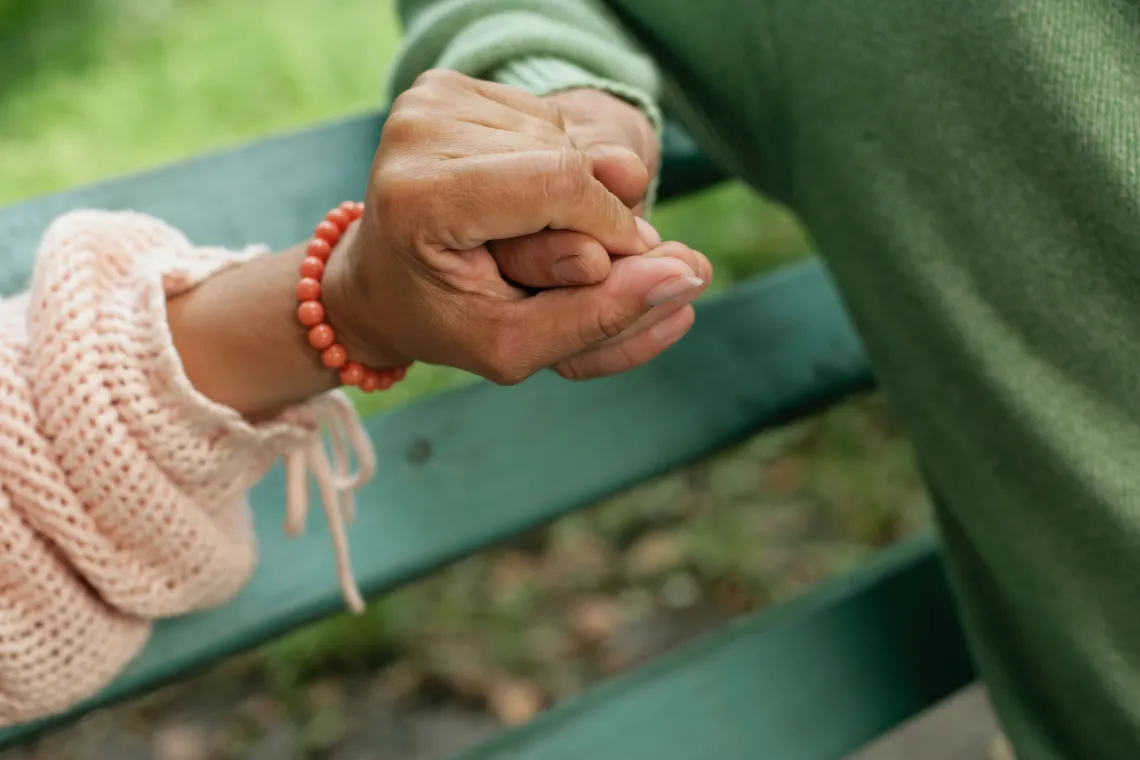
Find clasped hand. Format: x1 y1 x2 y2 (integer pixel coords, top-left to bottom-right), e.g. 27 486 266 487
322 70 712 383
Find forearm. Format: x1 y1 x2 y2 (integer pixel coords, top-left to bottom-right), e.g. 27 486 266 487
0 210 352 726
168 242 337 419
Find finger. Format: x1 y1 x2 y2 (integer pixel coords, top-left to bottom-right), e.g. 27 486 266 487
424 149 655 255
552 239 713 379
636 218 662 249
495 249 705 370
497 238 708 361
641 240 712 290
562 240 708 360
489 230 612 287
586 144 650 209
555 304 696 380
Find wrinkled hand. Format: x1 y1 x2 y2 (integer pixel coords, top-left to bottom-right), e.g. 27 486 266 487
323 70 707 385
488 88 661 288
486 87 710 379
552 87 659 215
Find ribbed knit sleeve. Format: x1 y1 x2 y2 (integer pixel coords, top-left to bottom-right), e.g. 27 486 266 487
0 211 336 725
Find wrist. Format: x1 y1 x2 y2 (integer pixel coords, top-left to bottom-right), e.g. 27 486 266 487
321 221 408 371
168 245 338 419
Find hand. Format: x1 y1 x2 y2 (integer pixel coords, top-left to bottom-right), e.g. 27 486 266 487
485 87 710 380
551 87 659 215
322 70 706 385
488 88 660 289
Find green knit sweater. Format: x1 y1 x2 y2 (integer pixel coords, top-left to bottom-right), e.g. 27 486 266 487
391 2 1140 758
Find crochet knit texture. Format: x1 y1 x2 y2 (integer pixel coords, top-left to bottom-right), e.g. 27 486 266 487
0 210 370 726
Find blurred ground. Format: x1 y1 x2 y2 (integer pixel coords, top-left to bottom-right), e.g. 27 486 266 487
0 1 931 758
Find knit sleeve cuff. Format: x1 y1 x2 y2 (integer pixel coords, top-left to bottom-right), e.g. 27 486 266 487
24 210 325 617
492 56 663 214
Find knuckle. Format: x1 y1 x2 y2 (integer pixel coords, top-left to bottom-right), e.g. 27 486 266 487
371 167 420 219
476 312 535 386
536 98 566 130
520 116 573 147
480 347 531 385
486 364 529 386
381 105 430 147
539 148 591 204
413 68 464 89
559 145 592 177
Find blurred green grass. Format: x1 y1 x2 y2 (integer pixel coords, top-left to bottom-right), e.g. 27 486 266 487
0 0 808 420
0 0 921 704
0 0 399 203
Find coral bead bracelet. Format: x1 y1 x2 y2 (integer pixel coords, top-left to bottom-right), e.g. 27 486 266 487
297 201 410 393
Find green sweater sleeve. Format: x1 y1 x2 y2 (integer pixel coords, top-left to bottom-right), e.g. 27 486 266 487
390 0 665 207
390 0 659 108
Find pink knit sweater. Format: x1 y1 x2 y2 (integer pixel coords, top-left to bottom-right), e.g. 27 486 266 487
0 210 373 726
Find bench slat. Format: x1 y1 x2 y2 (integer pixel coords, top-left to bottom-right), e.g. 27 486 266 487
456 534 975 760
0 258 874 748
0 113 910 751
0 113 723 297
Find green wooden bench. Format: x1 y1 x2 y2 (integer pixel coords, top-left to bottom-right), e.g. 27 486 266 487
0 114 977 758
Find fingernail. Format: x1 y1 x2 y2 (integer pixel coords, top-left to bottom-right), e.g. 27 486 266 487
646 275 704 307
553 255 587 284
636 217 662 247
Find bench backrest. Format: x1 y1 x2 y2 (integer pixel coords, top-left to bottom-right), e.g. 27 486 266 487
0 113 974 756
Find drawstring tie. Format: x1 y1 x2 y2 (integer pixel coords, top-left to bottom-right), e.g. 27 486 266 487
282 393 375 614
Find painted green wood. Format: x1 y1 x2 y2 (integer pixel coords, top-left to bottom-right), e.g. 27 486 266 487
456 534 975 760
0 112 960 757
0 113 722 295
0 257 877 748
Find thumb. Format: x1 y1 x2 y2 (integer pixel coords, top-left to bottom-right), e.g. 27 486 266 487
507 248 705 369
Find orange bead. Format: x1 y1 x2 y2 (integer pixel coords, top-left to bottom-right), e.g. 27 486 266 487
321 344 348 369
297 301 325 326
339 361 366 386
377 373 396 391
392 366 408 381
296 277 322 301
308 323 335 350
326 208 352 230
358 371 382 393
314 221 341 246
299 256 325 280
307 238 332 261
340 200 363 220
